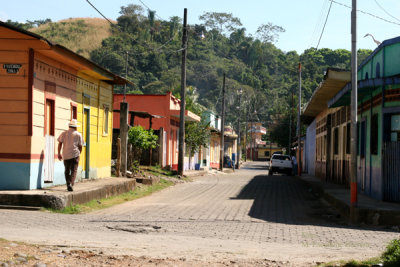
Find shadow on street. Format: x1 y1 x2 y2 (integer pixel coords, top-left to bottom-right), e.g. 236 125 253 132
231 173 345 225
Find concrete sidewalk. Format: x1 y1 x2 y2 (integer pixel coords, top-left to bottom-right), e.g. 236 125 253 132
298 174 400 226
0 169 213 210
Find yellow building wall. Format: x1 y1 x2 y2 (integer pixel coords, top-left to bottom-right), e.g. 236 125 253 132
76 73 113 178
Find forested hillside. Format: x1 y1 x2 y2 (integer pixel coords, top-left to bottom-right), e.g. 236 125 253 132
7 5 372 147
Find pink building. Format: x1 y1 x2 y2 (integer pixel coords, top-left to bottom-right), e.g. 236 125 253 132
113 92 200 170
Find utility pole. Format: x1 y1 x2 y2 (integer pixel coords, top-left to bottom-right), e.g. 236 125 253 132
297 63 302 176
178 8 188 176
251 116 254 160
269 140 272 160
120 102 128 176
219 73 226 171
236 89 242 169
350 0 358 221
288 91 293 155
244 106 248 162
123 51 128 102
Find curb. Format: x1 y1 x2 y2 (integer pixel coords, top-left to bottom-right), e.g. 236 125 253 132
0 179 136 210
297 175 400 226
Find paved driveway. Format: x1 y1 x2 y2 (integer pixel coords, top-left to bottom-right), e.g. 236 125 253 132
0 161 398 265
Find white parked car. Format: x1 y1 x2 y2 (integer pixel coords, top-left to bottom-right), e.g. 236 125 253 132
269 154 293 175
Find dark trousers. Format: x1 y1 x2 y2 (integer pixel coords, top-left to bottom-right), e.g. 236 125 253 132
64 156 80 186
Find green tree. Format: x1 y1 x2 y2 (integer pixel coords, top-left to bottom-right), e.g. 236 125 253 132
128 126 158 165
255 23 285 43
358 48 373 64
185 121 210 168
199 12 242 36
148 9 156 41
117 4 145 34
5 20 33 30
268 112 296 151
169 16 181 38
119 4 145 18
87 5 366 135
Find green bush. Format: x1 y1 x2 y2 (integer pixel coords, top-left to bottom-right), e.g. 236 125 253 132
382 239 400 266
128 126 158 164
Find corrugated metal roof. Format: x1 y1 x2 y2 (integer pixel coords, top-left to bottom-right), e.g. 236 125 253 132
302 68 350 124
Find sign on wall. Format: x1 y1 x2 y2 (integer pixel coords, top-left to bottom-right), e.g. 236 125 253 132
3 64 22 74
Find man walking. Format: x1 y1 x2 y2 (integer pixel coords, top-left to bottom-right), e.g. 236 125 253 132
291 153 298 176
57 119 83 191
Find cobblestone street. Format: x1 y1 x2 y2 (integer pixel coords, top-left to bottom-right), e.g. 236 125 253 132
0 162 399 266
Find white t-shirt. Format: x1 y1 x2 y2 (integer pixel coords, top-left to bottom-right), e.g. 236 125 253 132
57 128 83 160
291 156 297 165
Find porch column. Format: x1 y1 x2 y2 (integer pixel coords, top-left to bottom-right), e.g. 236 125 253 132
120 102 129 176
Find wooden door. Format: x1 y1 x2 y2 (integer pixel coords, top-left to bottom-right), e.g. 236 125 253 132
82 108 90 178
44 99 55 183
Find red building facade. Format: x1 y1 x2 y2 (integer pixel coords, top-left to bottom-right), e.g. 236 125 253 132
113 92 200 170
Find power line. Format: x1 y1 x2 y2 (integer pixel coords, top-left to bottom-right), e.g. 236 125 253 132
85 0 121 31
137 0 164 21
309 0 330 48
374 0 400 23
329 0 400 26
316 0 333 49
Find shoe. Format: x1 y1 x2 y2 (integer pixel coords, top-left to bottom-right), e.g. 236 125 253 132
67 184 73 192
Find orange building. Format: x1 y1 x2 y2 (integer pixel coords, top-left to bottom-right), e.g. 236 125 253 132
0 21 127 190
113 92 200 170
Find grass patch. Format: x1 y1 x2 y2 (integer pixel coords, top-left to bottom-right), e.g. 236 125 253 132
45 178 174 214
142 165 178 177
141 165 192 182
317 257 381 267
317 238 400 267
32 18 112 58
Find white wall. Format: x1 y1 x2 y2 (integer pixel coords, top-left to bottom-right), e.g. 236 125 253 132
305 119 316 176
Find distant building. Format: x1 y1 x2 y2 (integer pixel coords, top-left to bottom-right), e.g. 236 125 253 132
201 110 221 169
223 125 238 165
246 122 267 160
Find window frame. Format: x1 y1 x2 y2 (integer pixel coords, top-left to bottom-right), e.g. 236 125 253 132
103 105 109 136
371 113 378 155
71 102 77 120
334 127 339 155
44 81 56 136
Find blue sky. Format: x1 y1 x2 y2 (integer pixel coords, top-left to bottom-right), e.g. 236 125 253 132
1 0 400 53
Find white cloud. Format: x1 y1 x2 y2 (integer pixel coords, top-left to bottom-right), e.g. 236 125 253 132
0 12 9 22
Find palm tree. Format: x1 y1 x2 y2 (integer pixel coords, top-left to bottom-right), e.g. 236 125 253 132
148 10 156 41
